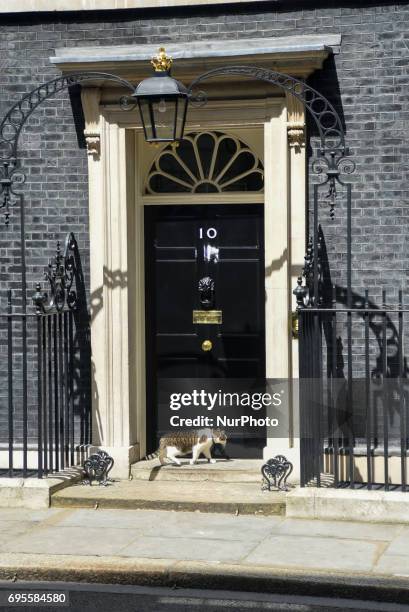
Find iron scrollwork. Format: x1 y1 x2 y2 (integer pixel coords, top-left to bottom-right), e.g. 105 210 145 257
33 232 79 314
83 450 114 486
312 151 357 219
293 233 324 309
187 65 354 225
0 72 134 226
0 71 135 324
0 159 26 225
119 94 137 112
188 66 347 158
189 89 208 108
0 72 134 163
261 454 293 492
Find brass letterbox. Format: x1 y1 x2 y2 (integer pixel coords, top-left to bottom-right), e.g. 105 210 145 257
193 310 222 324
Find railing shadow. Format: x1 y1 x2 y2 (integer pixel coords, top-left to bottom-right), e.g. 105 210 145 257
300 227 409 489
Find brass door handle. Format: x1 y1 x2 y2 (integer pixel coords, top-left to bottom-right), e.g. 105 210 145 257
201 339 212 352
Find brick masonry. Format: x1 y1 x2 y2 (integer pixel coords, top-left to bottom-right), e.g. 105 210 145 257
0 2 407 300
0 2 408 443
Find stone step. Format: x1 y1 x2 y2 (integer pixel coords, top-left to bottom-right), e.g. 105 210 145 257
51 479 286 516
131 458 264 483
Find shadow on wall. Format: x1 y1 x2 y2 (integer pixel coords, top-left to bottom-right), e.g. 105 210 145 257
90 267 129 323
306 54 346 150
69 238 92 450
316 227 409 445
89 266 129 445
318 227 409 380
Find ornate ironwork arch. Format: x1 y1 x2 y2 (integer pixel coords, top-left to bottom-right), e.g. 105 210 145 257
188 66 346 156
0 72 134 160
0 72 134 226
186 66 355 237
0 65 354 313
187 65 354 306
0 71 134 323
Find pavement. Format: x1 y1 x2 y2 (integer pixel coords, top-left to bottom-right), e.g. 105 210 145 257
0 507 409 603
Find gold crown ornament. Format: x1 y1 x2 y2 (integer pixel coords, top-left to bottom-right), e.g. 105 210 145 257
151 47 173 73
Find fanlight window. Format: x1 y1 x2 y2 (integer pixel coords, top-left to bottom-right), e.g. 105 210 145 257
145 131 264 194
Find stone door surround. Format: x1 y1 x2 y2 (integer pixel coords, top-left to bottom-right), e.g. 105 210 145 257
54 36 339 477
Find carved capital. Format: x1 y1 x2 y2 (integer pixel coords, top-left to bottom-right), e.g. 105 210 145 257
81 87 101 160
285 91 305 151
85 134 100 158
287 123 305 150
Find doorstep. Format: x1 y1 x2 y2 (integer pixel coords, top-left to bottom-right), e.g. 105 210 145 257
52 458 287 515
51 479 286 515
131 458 263 482
287 487 409 524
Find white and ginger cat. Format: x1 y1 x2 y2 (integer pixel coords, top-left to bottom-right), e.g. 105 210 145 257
148 428 227 466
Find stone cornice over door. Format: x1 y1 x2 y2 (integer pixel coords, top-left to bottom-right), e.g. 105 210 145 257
51 35 341 82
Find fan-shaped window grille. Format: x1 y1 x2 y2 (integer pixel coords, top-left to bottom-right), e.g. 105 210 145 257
145 131 264 194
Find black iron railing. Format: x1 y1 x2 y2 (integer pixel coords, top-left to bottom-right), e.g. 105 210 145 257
298 290 409 491
1 305 89 477
0 233 91 478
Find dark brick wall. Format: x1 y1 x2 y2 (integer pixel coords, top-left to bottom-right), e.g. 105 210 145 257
1 1 408 304
0 1 408 443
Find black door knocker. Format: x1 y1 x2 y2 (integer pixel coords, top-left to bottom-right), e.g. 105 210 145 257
198 276 215 310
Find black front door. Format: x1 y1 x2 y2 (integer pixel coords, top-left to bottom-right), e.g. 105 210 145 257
145 204 265 458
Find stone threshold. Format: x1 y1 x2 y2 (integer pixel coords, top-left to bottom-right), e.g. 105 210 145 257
131 458 264 483
51 479 286 515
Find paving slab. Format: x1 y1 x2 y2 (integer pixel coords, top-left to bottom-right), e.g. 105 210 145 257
56 508 284 540
243 534 381 573
51 480 286 515
2 525 141 557
381 527 409 557
0 508 59 522
119 535 256 562
275 517 403 542
374 554 409 576
0 521 42 544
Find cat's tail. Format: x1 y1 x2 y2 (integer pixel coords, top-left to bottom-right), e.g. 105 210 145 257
141 440 167 464
141 449 159 461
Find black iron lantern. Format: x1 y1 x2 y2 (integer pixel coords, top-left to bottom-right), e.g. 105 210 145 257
132 47 189 143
